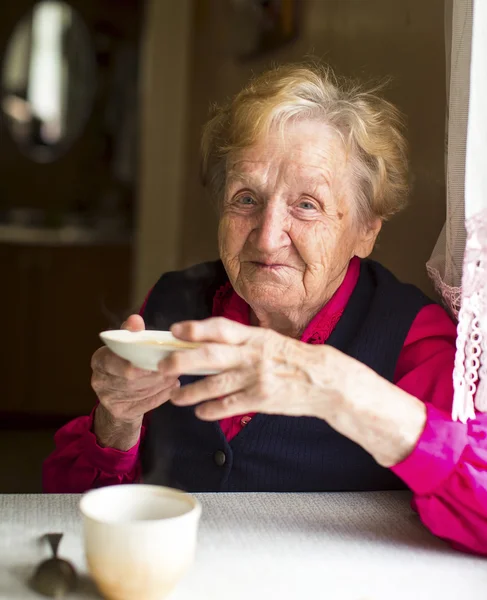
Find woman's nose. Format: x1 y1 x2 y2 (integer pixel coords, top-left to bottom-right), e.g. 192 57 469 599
251 205 290 254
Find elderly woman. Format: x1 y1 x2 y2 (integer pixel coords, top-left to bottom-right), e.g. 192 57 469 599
44 63 487 555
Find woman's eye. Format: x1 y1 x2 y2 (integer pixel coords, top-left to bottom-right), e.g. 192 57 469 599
238 195 255 206
298 200 316 210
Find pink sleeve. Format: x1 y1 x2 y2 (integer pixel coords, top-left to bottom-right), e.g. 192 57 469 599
391 304 487 556
43 291 154 493
42 408 145 493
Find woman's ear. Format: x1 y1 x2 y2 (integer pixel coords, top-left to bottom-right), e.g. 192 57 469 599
354 218 382 258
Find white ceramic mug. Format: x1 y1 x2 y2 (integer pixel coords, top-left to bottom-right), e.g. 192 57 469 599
80 485 201 600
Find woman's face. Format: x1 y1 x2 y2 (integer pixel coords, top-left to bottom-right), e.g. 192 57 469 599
218 119 381 319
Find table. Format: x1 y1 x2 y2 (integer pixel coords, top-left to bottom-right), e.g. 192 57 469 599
0 491 485 599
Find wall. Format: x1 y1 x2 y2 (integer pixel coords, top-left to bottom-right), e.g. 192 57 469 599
179 0 446 296
134 0 193 302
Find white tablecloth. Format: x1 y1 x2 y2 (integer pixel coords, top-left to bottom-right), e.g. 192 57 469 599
0 491 485 599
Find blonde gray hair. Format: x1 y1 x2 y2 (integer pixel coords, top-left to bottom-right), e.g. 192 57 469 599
201 62 409 224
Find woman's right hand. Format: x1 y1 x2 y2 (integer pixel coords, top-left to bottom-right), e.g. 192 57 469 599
91 315 181 451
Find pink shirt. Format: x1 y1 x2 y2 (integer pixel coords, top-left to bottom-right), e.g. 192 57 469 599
43 259 487 556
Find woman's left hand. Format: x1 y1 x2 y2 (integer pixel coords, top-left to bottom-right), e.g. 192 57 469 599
160 317 427 467
161 317 341 421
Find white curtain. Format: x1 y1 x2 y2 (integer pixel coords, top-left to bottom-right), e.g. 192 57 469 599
429 0 487 422
426 0 470 318
452 0 487 421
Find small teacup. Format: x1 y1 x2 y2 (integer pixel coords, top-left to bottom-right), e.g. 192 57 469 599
80 485 201 600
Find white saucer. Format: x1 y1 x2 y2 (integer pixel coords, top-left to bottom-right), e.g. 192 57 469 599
99 330 218 375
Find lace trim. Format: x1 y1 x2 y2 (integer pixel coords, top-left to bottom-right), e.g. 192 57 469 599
452 208 487 422
426 264 462 319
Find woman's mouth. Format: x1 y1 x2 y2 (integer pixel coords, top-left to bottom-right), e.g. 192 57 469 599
251 261 288 271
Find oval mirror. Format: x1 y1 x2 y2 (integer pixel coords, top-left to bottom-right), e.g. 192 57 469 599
1 1 96 163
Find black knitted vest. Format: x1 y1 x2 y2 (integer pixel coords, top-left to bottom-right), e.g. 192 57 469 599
141 259 432 492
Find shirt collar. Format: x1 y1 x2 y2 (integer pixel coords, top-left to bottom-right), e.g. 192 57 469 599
213 257 361 344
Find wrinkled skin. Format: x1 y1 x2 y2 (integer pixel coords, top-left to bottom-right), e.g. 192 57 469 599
218 119 381 337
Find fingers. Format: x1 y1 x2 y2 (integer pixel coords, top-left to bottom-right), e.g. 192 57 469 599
171 369 251 407
92 311 182 425
93 355 177 391
194 391 255 421
158 342 253 377
93 373 179 402
171 317 254 345
101 384 180 422
121 314 145 332
91 339 181 424
92 346 151 379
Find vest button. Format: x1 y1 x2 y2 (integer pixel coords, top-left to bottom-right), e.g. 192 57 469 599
213 450 226 467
